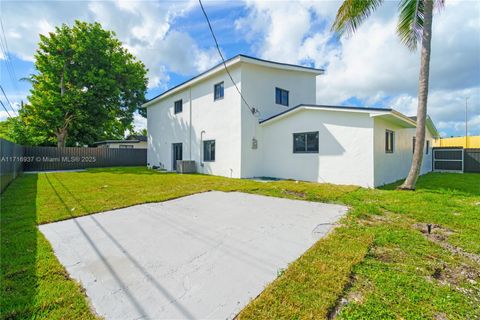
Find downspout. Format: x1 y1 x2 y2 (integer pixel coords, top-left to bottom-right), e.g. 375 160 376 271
200 130 206 168
189 86 192 160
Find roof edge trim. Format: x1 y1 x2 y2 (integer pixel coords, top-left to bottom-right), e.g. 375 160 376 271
142 54 324 108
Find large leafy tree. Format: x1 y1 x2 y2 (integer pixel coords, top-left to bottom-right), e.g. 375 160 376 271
18 21 148 147
332 0 441 190
0 116 46 145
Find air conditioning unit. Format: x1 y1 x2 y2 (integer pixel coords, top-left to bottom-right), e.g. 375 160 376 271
176 160 197 174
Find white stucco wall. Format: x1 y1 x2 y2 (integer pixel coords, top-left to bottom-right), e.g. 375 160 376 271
146 59 435 188
147 66 242 177
373 117 434 186
239 63 318 178
241 63 317 120
260 109 375 187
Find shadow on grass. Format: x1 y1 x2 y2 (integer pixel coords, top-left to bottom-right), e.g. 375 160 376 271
0 173 38 318
380 172 480 196
82 166 157 175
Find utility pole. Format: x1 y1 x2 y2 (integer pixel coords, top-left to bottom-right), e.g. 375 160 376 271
465 97 469 148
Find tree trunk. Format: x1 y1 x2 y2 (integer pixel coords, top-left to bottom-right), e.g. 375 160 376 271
56 61 68 148
56 129 67 147
398 0 434 191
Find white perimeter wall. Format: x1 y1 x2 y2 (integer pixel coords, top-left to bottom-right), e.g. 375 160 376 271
147 66 242 178
260 109 375 187
373 117 434 186
99 141 147 149
240 63 318 177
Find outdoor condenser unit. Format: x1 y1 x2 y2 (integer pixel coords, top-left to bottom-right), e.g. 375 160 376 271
176 160 197 174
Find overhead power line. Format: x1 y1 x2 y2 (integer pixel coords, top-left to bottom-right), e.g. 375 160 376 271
197 0 257 115
0 16 20 92
0 100 12 119
0 84 17 116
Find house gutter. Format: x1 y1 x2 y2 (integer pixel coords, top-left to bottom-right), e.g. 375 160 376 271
189 86 192 160
200 130 205 168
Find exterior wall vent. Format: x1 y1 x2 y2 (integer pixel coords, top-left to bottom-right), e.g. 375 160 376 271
252 138 258 149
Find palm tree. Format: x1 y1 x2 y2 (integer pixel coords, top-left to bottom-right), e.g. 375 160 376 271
332 0 442 190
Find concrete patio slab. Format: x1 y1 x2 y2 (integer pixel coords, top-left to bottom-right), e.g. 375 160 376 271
39 191 348 320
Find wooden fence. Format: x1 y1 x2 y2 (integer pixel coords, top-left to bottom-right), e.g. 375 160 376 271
23 146 147 171
0 142 147 193
0 138 24 193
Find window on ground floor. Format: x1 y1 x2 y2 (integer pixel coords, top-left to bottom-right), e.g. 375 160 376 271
426 140 430 154
385 130 394 153
203 140 215 161
412 136 416 153
293 131 319 153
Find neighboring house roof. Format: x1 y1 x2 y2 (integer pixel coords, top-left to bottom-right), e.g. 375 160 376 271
142 54 325 108
259 104 438 133
92 139 145 146
93 135 147 146
127 135 147 141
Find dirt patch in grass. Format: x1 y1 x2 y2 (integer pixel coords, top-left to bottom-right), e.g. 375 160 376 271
431 263 479 286
326 273 362 319
370 246 407 264
358 210 399 227
281 189 306 198
415 223 480 265
414 222 480 303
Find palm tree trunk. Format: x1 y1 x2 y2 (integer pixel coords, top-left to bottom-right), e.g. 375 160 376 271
399 0 434 190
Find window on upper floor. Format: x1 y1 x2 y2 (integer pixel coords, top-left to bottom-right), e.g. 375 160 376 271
385 130 395 153
293 131 319 153
174 99 183 114
275 87 289 106
214 82 224 101
203 140 215 161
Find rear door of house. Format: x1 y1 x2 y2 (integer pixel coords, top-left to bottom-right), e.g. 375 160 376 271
172 143 183 171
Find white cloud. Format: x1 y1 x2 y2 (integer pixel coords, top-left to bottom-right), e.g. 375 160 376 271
389 87 480 137
2 0 479 137
236 0 341 64
132 112 147 131
0 0 214 90
235 0 480 137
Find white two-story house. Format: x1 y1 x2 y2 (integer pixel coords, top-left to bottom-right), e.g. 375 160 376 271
143 55 438 187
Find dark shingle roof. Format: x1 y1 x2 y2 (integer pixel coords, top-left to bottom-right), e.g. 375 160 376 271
127 135 147 141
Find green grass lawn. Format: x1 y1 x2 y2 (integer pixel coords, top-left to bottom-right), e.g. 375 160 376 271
1 167 479 319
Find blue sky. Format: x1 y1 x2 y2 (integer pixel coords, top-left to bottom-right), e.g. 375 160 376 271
1 0 479 137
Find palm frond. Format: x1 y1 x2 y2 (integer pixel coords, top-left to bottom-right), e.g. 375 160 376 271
397 0 424 51
331 0 384 36
397 0 443 51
